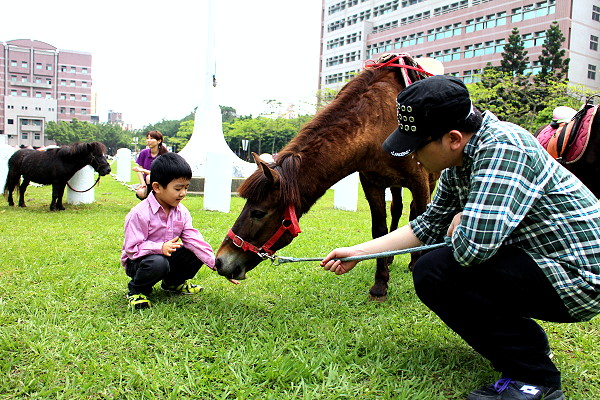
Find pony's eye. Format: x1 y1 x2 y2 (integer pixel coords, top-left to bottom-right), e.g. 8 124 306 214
250 210 267 219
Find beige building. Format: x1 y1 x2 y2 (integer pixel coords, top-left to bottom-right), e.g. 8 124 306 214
319 0 600 90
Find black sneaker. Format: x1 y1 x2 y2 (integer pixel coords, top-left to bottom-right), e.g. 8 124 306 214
467 378 565 400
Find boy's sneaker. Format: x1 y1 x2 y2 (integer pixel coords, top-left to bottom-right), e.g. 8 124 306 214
468 378 564 400
127 294 151 309
161 280 202 295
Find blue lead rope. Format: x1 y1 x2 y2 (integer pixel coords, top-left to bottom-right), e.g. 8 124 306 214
272 242 447 265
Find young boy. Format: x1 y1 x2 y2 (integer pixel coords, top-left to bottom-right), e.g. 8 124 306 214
121 152 215 309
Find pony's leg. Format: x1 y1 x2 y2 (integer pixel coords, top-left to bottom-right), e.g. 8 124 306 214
51 183 67 211
18 179 30 207
360 177 390 301
5 171 18 206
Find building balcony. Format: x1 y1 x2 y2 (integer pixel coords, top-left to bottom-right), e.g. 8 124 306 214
9 81 52 89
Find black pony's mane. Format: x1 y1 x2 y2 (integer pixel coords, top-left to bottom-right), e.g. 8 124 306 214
58 142 106 159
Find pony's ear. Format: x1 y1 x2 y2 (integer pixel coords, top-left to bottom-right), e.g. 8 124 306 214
252 152 278 184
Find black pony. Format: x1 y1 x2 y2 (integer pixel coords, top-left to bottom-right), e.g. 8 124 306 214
4 142 111 211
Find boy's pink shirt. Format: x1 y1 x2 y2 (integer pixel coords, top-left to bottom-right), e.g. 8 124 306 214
121 192 216 269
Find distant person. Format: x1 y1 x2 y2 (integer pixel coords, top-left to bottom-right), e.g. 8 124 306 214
132 130 168 200
121 152 215 309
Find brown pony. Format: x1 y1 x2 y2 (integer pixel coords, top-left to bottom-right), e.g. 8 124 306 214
215 54 438 300
536 100 600 198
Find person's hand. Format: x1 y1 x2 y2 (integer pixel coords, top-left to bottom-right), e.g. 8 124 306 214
132 166 141 172
320 247 362 275
162 237 181 256
447 212 463 236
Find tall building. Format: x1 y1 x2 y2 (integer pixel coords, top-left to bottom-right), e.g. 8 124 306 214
0 39 92 148
319 0 600 91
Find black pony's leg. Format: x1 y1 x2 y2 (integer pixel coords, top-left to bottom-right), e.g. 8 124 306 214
51 183 67 211
5 171 19 206
360 176 390 301
18 179 30 207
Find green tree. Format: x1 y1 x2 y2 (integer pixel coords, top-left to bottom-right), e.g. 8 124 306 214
536 21 570 82
220 105 237 123
500 27 529 75
141 119 181 139
169 120 195 152
46 119 98 145
96 123 130 155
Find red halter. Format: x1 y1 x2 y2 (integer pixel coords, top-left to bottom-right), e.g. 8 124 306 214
226 204 302 259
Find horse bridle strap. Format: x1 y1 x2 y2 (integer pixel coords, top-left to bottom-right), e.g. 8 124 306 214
66 176 101 192
227 204 302 259
364 55 434 77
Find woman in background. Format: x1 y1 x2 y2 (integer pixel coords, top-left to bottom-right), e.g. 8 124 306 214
133 130 168 200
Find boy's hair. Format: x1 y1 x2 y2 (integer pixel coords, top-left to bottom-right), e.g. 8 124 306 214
149 153 192 189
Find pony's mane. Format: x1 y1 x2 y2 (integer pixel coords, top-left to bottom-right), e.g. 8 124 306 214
238 65 415 210
237 153 302 209
58 142 106 159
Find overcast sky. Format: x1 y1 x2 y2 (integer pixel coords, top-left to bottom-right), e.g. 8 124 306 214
1 0 323 128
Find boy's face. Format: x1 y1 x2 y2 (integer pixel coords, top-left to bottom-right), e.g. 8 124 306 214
152 178 190 210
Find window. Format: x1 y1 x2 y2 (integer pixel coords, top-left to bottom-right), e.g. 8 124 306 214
70 94 76 101
22 119 29 126
61 80 67 86
82 67 88 74
34 133 41 140
10 60 17 67
8 119 14 125
588 64 597 80
46 64 53 71
10 90 17 96
22 133 28 140
70 108 75 115
21 76 28 83
46 93 52 99
10 75 16 82
70 80 75 87
591 35 599 51
21 91 27 97
36 63 42 70
35 92 42 98
21 61 28 68
70 67 76 73
593 5 600 21
60 94 67 100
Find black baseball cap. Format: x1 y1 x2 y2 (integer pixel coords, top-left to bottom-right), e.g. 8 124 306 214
383 75 473 157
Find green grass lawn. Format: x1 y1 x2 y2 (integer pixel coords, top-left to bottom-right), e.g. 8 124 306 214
0 170 598 399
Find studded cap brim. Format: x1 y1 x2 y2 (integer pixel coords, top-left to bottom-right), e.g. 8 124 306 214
382 125 425 157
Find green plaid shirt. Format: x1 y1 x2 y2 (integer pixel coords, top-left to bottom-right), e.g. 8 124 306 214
410 111 600 321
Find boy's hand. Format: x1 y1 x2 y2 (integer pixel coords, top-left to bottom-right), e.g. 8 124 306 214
162 237 182 256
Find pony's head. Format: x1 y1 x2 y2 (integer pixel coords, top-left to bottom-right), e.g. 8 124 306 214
215 153 302 280
83 142 111 176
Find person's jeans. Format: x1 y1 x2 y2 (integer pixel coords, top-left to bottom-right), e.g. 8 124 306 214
125 247 203 296
412 245 576 388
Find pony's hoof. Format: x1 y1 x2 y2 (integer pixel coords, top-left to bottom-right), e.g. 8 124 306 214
368 294 387 302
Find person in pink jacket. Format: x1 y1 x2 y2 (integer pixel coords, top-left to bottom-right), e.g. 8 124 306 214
121 153 215 309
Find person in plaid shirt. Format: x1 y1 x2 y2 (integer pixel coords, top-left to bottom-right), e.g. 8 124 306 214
321 76 599 400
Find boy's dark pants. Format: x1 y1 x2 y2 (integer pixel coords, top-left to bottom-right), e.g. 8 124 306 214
125 247 203 296
412 245 577 388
